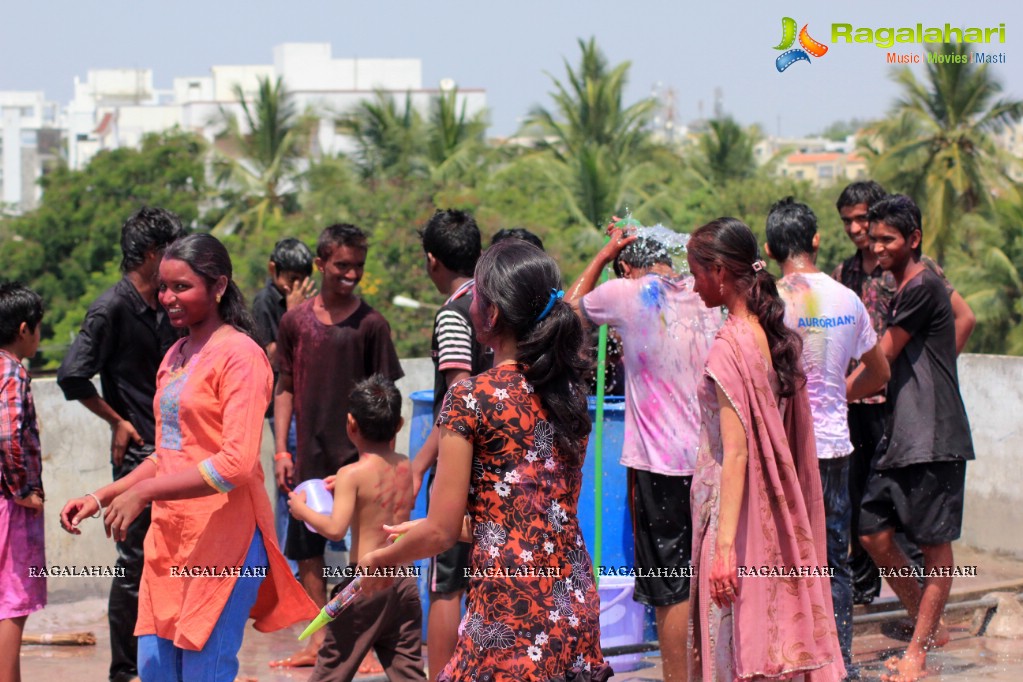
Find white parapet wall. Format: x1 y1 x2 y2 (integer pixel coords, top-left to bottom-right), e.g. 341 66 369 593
956 354 1023 558
31 353 1022 602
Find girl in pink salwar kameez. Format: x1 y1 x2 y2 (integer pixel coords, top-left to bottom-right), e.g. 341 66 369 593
686 218 845 682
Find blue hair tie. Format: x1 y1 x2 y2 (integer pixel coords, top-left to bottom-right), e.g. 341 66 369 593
535 288 564 323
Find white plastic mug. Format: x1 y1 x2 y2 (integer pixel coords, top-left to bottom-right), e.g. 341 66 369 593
294 478 334 534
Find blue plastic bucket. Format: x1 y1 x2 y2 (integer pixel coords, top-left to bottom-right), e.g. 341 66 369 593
409 390 439 638
578 396 632 570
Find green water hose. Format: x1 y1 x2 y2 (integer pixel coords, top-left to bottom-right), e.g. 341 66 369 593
593 217 641 585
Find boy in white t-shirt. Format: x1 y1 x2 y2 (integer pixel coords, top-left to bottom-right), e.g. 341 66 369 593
766 197 890 676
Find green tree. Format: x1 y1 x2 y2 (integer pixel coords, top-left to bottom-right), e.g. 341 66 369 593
687 117 760 188
948 199 1023 355
816 118 867 142
865 42 1023 261
522 37 657 229
212 76 313 234
0 130 206 366
426 86 488 182
337 91 427 182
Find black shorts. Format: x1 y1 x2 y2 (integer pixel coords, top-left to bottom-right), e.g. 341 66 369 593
426 469 471 594
285 511 328 561
628 468 692 607
859 460 966 546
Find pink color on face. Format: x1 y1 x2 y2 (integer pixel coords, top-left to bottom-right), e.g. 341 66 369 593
159 258 216 329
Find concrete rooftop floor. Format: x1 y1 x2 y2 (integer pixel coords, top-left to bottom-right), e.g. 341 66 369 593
19 544 1023 681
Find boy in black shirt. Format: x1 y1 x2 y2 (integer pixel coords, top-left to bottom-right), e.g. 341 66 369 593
855 195 974 682
57 207 185 682
252 237 316 378
251 237 315 573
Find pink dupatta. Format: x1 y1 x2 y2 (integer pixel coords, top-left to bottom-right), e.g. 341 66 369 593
696 318 845 681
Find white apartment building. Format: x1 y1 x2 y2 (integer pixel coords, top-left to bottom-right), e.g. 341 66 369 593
68 42 487 170
0 91 62 213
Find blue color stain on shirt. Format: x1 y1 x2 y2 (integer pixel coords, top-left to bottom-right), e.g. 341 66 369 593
640 278 666 310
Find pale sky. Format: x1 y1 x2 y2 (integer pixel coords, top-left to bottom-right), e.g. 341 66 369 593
1 0 1019 138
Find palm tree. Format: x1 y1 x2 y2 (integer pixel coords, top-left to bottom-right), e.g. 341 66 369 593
521 37 657 228
866 42 1023 261
426 86 488 179
212 76 313 235
948 198 1023 355
337 91 427 182
688 117 759 187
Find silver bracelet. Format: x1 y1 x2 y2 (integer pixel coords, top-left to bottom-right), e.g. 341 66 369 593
85 493 104 519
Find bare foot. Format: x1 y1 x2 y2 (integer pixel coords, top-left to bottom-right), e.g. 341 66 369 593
927 623 950 649
269 648 318 667
881 651 928 682
358 650 385 674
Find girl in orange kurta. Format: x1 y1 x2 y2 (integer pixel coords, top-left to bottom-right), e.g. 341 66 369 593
61 234 316 681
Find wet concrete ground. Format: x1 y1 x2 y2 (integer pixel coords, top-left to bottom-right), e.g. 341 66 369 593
20 544 1023 680
19 604 1023 681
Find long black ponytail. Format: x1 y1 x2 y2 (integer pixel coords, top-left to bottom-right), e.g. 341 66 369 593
474 240 591 464
688 218 805 397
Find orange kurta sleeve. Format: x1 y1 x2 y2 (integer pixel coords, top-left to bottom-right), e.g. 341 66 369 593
196 342 271 493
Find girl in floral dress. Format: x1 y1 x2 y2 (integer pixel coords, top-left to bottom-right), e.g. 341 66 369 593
362 240 611 681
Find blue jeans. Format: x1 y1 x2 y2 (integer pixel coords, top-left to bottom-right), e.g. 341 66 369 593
819 456 853 671
137 529 267 682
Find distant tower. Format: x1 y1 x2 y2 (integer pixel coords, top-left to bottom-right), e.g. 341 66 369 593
713 87 724 119
650 82 679 143
664 86 678 141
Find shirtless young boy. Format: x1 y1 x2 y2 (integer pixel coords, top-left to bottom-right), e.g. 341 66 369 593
288 375 425 682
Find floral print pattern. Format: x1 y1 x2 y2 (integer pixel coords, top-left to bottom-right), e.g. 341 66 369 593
437 366 610 682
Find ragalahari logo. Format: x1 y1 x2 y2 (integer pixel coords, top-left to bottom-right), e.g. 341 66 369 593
774 17 829 72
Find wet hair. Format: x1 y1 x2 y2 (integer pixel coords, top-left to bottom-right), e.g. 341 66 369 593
612 237 673 278
474 240 591 464
687 217 805 398
348 374 403 443
491 227 545 252
0 281 44 346
270 238 314 276
766 197 818 261
867 194 923 257
120 206 187 273
836 181 886 212
163 234 258 339
420 209 482 277
317 224 368 260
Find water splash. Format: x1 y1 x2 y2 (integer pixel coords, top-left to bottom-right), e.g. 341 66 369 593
612 220 691 274
633 224 691 253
